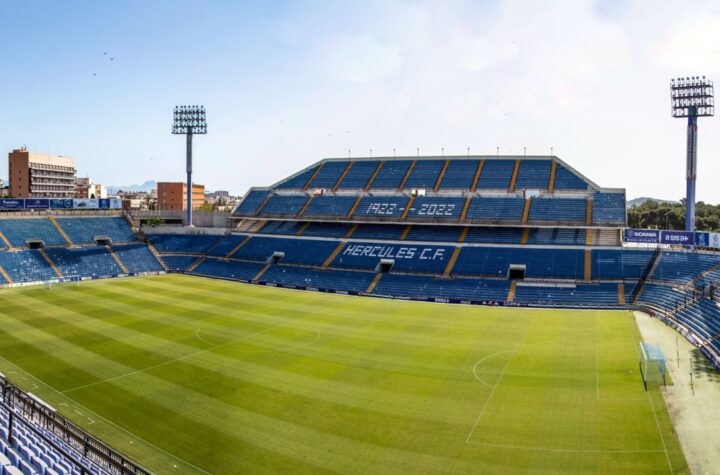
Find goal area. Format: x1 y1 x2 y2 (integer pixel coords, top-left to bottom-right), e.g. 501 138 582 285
639 342 666 390
44 275 81 290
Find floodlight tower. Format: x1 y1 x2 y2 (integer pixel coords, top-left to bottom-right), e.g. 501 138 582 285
670 77 714 232
172 105 207 227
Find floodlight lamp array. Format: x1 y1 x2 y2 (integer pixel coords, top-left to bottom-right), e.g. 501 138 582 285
172 105 207 134
671 76 714 117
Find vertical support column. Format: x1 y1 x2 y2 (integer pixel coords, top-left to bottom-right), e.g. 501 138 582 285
186 131 194 227
686 114 698 232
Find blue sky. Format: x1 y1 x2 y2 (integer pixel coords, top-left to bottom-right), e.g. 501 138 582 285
3 0 720 202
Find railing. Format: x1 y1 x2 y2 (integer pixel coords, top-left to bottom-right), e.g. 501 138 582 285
629 246 662 303
0 375 151 475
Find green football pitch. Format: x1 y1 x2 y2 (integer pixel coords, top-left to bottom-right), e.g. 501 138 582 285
0 274 687 474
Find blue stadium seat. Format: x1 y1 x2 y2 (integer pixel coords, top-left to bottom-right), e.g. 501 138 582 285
275 165 319 189
476 160 515 189
336 161 381 190
234 237 337 265
55 217 136 243
453 247 584 279
45 247 122 277
404 226 464 242
208 234 248 256
438 160 479 190
303 196 357 217
369 160 412 189
258 221 303 235
301 222 352 238
405 197 465 221
261 265 375 292
591 250 654 279
307 162 349 189
650 252 720 283
0 250 56 283
465 197 525 222
373 274 510 302
528 198 586 223
257 195 309 217
403 160 444 189
553 164 588 190
353 196 410 219
112 244 164 273
234 190 270 216
514 283 620 307
192 258 265 281
591 193 626 224
148 234 222 254
515 160 552 189
464 227 523 244
332 241 451 274
162 255 200 271
351 224 406 240
527 228 586 246
0 219 66 247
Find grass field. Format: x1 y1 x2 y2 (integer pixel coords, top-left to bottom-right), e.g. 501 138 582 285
0 274 687 474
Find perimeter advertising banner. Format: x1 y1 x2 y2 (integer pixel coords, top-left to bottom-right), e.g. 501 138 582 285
109 199 122 209
623 228 660 244
50 199 74 209
98 198 110 209
0 199 24 210
695 232 710 247
660 230 694 245
709 233 720 248
73 199 99 209
24 199 50 210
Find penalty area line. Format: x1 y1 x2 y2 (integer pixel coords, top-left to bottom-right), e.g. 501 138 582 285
466 440 666 454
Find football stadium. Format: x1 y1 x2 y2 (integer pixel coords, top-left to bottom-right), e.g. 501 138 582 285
0 151 718 474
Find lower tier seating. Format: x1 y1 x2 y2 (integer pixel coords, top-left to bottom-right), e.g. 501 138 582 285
513 283 620 307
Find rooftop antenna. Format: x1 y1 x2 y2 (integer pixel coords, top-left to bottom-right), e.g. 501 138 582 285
496 146 499 157
348 149 351 158
172 105 207 227
671 76 714 232
416 147 420 157
523 147 527 156
467 147 470 157
550 146 554 156
393 148 396 158
370 148 373 158
441 147 444 157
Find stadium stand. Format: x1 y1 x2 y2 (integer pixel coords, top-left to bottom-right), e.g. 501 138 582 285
257 195 309 217
303 195 358 217
403 160 445 189
234 190 270 215
438 159 479 190
465 197 525 222
275 165 319 189
0 219 67 247
515 160 552 189
55 217 137 243
528 198 587 223
475 160 515 189
369 160 412 189
553 164 589 190
336 160 380 190
148 234 222 254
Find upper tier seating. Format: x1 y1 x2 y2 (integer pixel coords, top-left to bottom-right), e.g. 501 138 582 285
453 247 585 279
350 224 406 240
373 274 510 302
336 160 380 190
405 197 466 220
303 196 358 217
45 247 122 277
438 159 479 190
56 217 136 243
528 198 587 223
307 161 348 189
208 234 248 256
234 237 337 265
193 258 264 281
591 193 626 224
258 195 309 216
261 265 375 293
515 160 552 189
112 244 164 273
353 196 410 218
465 197 525 222
369 160 412 189
0 218 67 246
553 165 588 190
476 160 515 189
234 190 270 215
276 165 319 189
148 234 222 254
403 160 445 189
650 252 720 284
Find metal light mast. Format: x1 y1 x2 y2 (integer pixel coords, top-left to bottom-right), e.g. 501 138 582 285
172 105 207 227
670 77 713 232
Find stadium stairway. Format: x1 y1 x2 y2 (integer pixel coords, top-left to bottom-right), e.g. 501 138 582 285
0 230 11 249
37 249 63 278
47 216 73 245
106 245 129 274
146 241 169 271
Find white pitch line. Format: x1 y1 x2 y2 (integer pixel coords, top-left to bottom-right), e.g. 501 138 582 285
472 350 514 389
648 392 673 474
0 354 211 475
466 440 665 454
62 322 288 394
466 347 518 443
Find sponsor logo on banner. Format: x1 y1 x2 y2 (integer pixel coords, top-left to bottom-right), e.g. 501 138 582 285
110 198 123 209
50 199 73 209
73 199 99 209
660 230 694 245
0 199 24 210
24 199 49 210
98 198 110 209
709 232 720 248
623 228 660 243
695 232 710 247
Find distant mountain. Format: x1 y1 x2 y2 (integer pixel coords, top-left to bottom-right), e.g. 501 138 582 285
626 197 679 208
107 180 157 194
